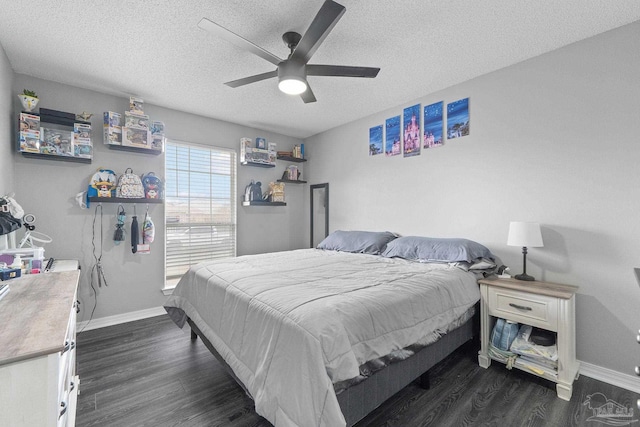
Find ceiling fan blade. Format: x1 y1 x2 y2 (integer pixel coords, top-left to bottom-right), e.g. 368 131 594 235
290 0 345 64
306 64 380 78
198 18 283 66
300 85 317 103
224 70 278 88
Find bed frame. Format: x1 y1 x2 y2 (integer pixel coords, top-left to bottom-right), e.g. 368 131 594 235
186 310 477 426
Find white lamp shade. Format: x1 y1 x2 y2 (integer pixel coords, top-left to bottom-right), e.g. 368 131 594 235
507 221 543 247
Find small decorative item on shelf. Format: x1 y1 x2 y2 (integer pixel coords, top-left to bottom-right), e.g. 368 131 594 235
240 138 276 166
103 111 123 145
286 165 299 180
19 130 40 153
150 121 165 151
75 111 93 121
122 126 150 148
125 111 149 129
18 89 39 113
268 182 285 202
40 128 74 156
256 137 266 149
73 123 92 157
129 96 144 115
19 112 39 132
292 144 304 159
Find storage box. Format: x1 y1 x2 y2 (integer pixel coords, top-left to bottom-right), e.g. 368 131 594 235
73 142 93 158
103 125 122 145
73 123 92 144
0 268 21 281
19 130 40 153
129 96 144 115
240 137 276 165
124 111 149 129
104 111 122 127
40 128 73 156
122 126 150 148
19 112 40 132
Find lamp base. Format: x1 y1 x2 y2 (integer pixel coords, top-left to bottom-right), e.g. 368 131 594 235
515 273 535 281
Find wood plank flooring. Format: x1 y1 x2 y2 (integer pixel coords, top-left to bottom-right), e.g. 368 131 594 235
76 315 640 426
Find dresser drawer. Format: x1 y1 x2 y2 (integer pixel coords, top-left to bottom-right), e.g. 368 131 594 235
487 287 558 331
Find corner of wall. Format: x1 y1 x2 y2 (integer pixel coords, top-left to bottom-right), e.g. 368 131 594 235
0 41 15 194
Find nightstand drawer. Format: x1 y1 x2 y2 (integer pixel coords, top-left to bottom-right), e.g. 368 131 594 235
488 287 558 331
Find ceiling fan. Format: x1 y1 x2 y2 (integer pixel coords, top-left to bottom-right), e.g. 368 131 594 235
198 0 380 103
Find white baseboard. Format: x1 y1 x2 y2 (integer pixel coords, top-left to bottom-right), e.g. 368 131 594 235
77 306 166 332
580 360 640 394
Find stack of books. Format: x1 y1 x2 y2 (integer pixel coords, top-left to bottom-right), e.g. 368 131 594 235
510 325 558 376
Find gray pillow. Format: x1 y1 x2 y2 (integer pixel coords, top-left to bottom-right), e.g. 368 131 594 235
381 236 494 263
317 230 398 255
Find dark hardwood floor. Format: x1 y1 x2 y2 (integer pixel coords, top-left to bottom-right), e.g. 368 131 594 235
76 315 639 426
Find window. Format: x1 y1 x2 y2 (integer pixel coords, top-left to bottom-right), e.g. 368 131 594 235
164 140 236 288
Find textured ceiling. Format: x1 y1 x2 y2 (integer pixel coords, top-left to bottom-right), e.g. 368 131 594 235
1 1 639 139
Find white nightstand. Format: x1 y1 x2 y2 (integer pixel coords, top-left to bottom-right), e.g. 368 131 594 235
478 277 580 400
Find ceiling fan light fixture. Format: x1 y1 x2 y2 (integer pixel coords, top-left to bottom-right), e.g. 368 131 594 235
278 75 307 95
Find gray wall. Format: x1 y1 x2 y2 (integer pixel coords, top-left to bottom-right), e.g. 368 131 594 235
305 22 640 376
0 42 13 194
10 75 305 322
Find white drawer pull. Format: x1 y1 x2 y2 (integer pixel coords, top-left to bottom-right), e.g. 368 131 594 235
62 340 70 354
59 401 67 418
509 303 532 311
635 366 639 376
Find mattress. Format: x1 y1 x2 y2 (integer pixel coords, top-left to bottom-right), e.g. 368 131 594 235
164 249 481 427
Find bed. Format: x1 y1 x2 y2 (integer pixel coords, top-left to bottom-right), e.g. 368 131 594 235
164 232 495 426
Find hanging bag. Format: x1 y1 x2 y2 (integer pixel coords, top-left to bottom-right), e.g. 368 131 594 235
131 214 139 253
113 205 126 245
141 172 163 199
116 168 145 198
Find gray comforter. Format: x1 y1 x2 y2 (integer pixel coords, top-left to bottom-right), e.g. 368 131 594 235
164 249 480 426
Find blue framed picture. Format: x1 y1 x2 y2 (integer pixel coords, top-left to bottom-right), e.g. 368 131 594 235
369 125 383 156
403 104 421 157
447 98 470 139
423 101 444 149
385 116 401 156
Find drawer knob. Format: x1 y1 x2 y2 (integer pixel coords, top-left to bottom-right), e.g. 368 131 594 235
508 303 532 311
635 366 640 376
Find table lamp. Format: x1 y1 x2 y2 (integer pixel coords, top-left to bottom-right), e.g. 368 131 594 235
507 221 543 281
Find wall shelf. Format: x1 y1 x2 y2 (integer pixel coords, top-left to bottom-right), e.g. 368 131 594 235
277 179 307 184
241 161 276 168
108 144 163 155
277 155 306 163
242 200 286 206
89 197 163 204
21 152 92 163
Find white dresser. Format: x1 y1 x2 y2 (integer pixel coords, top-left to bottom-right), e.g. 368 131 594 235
0 270 80 426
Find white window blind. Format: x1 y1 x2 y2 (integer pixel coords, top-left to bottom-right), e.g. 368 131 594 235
165 140 236 284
